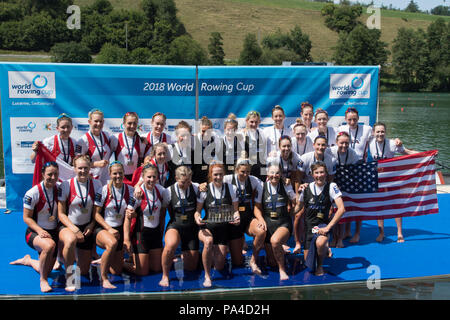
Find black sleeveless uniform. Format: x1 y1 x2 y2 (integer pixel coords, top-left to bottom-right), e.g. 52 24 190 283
222 136 243 175
166 183 199 251
244 130 265 181
203 183 233 245
261 182 292 243
229 175 255 240
168 141 198 185
303 183 333 248
192 134 217 184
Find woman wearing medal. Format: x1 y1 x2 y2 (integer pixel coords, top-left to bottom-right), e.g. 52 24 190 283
337 107 373 161
223 158 266 274
58 155 103 291
168 121 197 185
159 166 202 287
11 162 61 293
78 109 116 184
144 112 173 157
330 131 361 246
295 162 346 276
194 163 240 287
128 164 170 275
263 105 292 155
114 112 147 181
291 122 314 157
368 122 418 243
93 161 138 289
307 109 337 148
222 113 246 175
30 113 79 167
261 164 297 281
240 110 267 181
134 143 171 192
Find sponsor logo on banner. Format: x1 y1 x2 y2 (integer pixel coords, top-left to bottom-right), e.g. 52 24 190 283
77 124 90 132
329 74 371 99
16 121 37 133
8 71 56 99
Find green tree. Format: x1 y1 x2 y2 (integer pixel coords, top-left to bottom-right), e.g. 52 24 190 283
333 24 389 66
166 35 207 65
238 33 263 65
321 3 363 33
208 32 225 65
286 25 312 62
426 19 450 91
261 26 312 63
392 27 432 91
90 0 113 15
431 5 450 16
95 42 130 64
50 42 92 63
130 47 153 64
21 0 74 18
404 0 420 13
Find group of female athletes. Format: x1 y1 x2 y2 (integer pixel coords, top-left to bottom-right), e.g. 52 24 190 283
11 103 418 293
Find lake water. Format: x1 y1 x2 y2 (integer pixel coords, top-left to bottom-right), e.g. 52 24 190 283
378 92 450 175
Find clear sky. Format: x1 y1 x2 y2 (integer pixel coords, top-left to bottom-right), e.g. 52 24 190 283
337 0 448 11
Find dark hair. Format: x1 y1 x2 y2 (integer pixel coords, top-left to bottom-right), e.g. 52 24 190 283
42 161 58 174
314 135 328 144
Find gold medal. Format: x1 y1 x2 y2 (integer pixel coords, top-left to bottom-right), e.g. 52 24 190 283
239 206 246 212
48 215 56 222
148 215 154 221
127 160 134 166
116 214 122 220
317 212 325 219
202 165 208 170
228 166 235 171
270 211 278 218
81 208 89 214
181 215 188 221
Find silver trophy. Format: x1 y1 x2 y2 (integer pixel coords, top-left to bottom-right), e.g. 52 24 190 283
206 204 234 223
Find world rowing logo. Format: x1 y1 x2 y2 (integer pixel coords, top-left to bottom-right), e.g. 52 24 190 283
329 73 371 99
8 71 56 99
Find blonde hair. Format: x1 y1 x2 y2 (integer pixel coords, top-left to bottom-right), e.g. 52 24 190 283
149 142 169 158
88 109 104 119
108 161 124 200
224 113 238 130
175 165 193 179
73 154 91 167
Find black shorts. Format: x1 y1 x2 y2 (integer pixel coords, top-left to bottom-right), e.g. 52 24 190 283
228 208 254 241
25 227 59 257
133 227 163 253
202 222 229 246
304 222 329 250
59 223 95 251
264 216 292 244
94 225 124 251
166 221 199 251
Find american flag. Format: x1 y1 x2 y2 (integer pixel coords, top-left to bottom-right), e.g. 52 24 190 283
336 150 439 222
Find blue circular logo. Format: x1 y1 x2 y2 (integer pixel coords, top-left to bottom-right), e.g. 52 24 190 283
27 122 36 129
32 75 48 89
351 77 364 89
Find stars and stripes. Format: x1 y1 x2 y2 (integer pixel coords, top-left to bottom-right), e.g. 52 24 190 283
337 150 439 222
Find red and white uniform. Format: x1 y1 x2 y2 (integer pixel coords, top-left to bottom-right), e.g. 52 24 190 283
58 177 103 226
78 131 117 184
23 181 59 230
144 131 173 157
42 134 78 166
134 184 170 229
94 184 138 228
114 132 146 176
